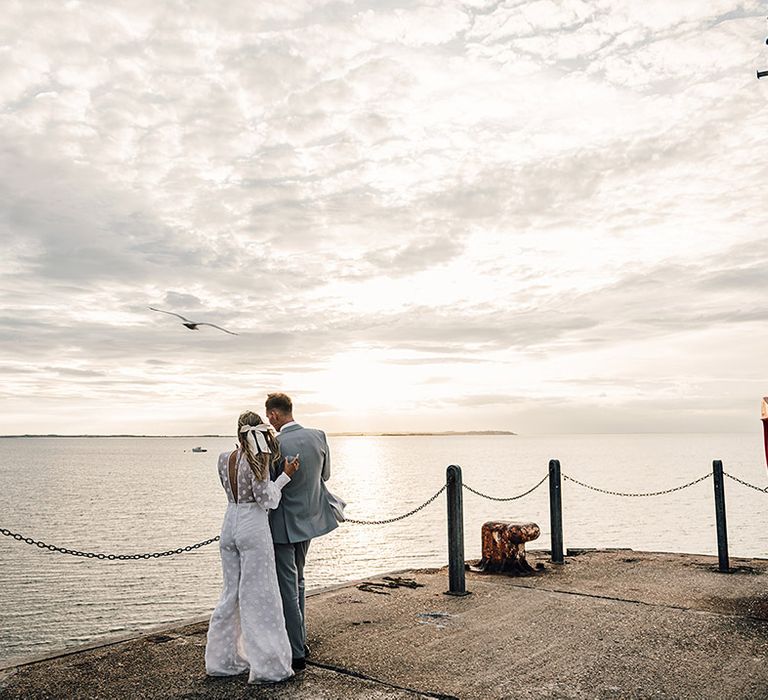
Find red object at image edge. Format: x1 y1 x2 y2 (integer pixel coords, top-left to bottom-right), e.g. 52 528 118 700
762 397 768 471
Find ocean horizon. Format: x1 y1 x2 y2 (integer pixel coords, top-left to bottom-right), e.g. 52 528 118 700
2 430 755 438
0 431 517 437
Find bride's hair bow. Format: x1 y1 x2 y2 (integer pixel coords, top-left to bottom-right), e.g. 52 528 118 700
239 423 273 454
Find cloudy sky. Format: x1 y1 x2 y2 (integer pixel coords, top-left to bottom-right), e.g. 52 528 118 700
1 0 767 435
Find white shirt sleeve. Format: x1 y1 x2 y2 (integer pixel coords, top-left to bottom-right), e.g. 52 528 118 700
252 472 291 511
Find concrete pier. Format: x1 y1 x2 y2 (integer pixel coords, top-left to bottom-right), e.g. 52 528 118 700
1 549 767 699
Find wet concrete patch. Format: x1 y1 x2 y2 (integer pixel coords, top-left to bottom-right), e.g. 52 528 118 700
701 593 768 620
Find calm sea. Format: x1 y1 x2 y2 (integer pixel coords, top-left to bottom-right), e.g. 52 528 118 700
1 433 766 665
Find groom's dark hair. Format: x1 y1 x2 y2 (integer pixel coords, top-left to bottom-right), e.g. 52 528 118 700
265 392 293 414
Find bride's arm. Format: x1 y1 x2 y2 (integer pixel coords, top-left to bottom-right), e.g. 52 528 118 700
254 456 299 510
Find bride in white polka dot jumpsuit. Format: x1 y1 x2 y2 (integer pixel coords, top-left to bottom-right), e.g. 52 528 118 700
205 411 299 684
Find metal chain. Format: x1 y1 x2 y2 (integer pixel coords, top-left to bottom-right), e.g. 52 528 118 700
0 528 220 560
9 467 752 551
3 486 450 551
724 471 768 494
345 484 447 525
562 472 712 497
463 473 549 501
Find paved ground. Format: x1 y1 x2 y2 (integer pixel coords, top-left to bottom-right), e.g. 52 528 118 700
2 549 767 699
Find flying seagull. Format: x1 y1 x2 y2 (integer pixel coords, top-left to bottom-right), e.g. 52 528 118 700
148 307 239 335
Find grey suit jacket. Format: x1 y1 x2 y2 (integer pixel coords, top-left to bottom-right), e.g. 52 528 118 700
269 423 339 544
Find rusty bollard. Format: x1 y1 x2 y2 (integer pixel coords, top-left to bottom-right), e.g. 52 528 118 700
474 521 540 575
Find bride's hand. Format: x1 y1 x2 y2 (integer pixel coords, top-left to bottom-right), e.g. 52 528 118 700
283 455 300 477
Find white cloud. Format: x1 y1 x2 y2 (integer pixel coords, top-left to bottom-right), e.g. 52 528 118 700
0 0 766 434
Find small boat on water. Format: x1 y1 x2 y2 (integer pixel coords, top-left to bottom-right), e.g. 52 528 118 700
191 446 207 453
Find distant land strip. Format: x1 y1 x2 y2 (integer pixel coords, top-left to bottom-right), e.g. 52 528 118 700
331 431 517 436
0 431 517 438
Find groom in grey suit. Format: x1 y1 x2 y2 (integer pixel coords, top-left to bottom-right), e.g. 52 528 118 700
265 392 338 670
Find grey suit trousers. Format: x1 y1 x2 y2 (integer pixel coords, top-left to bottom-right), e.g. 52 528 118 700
274 540 311 659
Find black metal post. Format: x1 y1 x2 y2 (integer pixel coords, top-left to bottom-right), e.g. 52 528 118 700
445 464 469 595
712 460 730 573
549 459 564 564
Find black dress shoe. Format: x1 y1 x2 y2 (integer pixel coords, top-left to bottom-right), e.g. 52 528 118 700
291 657 306 671
303 644 311 658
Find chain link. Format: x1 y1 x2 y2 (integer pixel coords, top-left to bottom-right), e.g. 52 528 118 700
562 472 712 497
345 485 447 525
0 528 220 560
724 471 768 494
462 473 549 501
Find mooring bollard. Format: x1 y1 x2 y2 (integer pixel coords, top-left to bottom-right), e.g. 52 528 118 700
446 464 469 596
549 459 564 564
475 521 540 574
712 460 730 573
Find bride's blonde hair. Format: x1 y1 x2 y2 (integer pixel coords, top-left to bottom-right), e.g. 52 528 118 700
237 411 280 481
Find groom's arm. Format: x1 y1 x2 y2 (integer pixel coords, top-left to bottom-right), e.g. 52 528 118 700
320 430 331 482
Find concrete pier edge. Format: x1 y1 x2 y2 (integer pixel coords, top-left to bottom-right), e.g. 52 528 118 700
0 566 423 673
3 549 768 699
3 548 767 672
